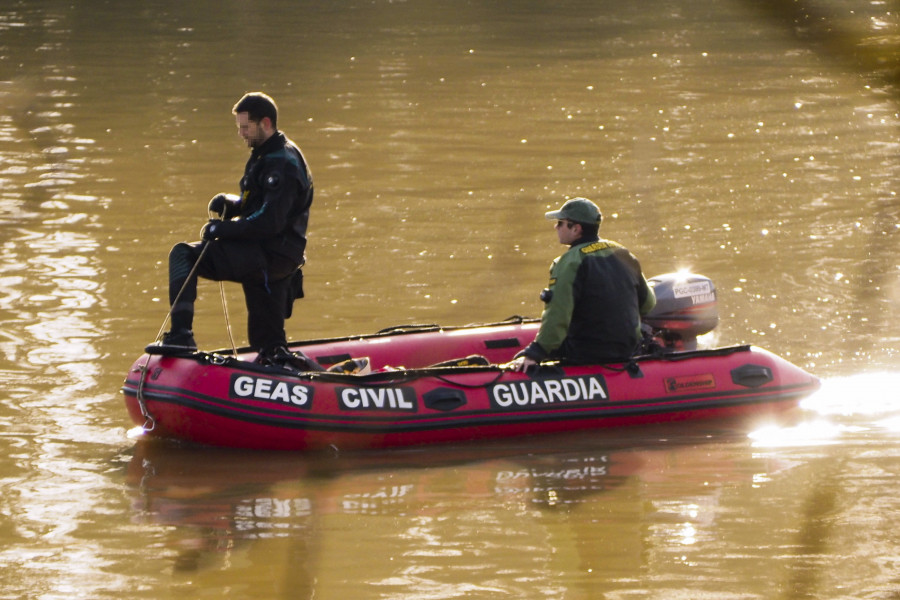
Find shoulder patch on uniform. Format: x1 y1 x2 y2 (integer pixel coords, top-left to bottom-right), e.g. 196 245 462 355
580 240 622 254
265 172 282 190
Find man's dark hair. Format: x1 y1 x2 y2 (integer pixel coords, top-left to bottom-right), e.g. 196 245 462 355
233 92 278 129
579 223 600 237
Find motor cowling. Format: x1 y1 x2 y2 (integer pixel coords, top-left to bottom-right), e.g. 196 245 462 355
642 273 718 350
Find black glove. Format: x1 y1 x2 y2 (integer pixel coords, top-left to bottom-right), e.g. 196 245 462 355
200 220 220 241
208 193 239 216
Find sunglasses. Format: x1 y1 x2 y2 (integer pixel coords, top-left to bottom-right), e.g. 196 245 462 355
555 220 576 229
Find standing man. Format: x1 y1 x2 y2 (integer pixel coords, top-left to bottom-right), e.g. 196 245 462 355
153 92 313 366
510 197 656 372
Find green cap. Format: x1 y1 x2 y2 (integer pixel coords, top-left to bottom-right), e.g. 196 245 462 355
544 198 602 225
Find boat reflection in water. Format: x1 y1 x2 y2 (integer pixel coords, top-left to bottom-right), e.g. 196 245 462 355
125 418 802 585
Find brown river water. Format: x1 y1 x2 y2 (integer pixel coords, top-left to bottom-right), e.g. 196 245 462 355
1 0 899 598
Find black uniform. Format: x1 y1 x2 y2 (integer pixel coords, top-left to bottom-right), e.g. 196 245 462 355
168 131 313 352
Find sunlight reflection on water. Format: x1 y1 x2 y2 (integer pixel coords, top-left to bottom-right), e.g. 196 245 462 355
749 419 845 448
875 414 900 433
801 372 900 416
750 372 900 447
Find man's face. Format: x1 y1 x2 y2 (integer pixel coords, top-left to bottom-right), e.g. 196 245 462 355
235 112 268 149
555 219 582 245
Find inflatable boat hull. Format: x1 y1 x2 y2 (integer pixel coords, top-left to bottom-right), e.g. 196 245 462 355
121 320 820 451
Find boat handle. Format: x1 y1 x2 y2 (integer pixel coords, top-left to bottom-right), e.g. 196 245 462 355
730 364 773 388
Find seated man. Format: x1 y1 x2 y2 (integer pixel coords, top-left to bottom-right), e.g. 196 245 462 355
510 197 656 372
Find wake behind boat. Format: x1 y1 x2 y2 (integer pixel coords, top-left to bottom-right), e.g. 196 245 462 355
121 273 821 451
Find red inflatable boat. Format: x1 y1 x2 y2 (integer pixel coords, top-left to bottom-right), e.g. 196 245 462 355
122 274 820 451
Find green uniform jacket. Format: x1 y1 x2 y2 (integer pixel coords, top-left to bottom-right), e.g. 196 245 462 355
524 237 656 363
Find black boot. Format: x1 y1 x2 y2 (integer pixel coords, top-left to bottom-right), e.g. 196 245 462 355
254 345 325 372
146 329 197 355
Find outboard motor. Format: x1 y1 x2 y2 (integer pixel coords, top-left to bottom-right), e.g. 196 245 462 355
642 272 718 351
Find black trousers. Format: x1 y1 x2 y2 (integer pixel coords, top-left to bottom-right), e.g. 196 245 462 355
169 240 298 351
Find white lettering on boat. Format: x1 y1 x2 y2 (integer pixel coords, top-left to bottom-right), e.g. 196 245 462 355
338 387 417 412
490 375 608 409
230 374 312 408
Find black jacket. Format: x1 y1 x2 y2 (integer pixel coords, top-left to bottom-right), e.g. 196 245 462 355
217 132 313 265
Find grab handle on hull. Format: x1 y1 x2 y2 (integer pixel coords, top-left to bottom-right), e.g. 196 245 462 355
423 388 467 411
731 364 773 388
